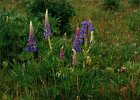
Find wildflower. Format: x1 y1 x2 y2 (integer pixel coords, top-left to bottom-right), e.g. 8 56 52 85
88 19 94 31
43 9 52 39
60 46 64 60
26 21 38 52
80 20 94 44
72 49 77 65
73 27 81 52
85 23 89 44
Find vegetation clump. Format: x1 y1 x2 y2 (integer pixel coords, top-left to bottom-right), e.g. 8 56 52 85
28 0 75 35
103 0 120 10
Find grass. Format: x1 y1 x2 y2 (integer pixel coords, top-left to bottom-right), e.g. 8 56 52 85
0 0 140 99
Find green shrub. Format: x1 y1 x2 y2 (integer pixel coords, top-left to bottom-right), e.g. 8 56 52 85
129 0 140 5
0 9 28 66
27 0 75 35
127 10 140 32
103 0 120 10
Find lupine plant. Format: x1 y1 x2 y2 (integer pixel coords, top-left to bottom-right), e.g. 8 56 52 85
73 20 94 52
72 49 77 66
73 27 81 52
43 9 52 39
43 9 53 50
26 21 38 53
60 46 64 60
80 20 94 45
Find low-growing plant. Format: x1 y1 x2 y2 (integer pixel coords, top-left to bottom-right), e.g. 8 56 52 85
127 10 140 32
102 0 120 10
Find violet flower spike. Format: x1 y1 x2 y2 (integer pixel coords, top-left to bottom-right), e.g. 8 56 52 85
60 46 64 60
88 19 94 31
26 21 38 52
73 27 81 52
80 20 94 44
43 9 52 39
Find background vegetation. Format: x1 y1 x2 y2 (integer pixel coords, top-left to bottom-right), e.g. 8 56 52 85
0 0 140 99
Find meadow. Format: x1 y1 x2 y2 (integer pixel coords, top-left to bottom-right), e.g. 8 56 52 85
0 0 140 99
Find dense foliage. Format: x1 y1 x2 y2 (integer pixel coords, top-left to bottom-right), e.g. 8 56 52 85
0 9 27 66
27 0 75 35
129 0 140 5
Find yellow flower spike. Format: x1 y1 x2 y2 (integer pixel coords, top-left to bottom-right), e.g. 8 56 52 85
90 31 94 43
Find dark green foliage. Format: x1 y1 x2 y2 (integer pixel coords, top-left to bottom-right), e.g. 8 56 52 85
103 0 120 10
129 0 140 5
28 0 75 35
0 9 28 66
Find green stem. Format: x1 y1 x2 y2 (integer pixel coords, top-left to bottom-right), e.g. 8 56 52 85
40 78 48 97
52 68 56 89
77 74 79 95
48 37 52 50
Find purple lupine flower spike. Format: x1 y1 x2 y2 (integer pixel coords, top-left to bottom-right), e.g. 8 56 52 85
60 46 64 60
80 20 94 44
88 19 94 31
73 27 81 52
26 21 38 52
43 9 52 39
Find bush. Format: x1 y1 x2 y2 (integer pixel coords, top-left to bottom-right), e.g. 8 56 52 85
103 0 120 10
127 10 140 32
27 0 75 35
0 9 28 66
129 0 140 5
